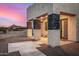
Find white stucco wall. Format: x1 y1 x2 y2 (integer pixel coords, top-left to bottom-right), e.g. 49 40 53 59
76 12 79 42
33 29 41 40
48 30 60 47
41 18 48 37
27 3 53 20
27 29 32 38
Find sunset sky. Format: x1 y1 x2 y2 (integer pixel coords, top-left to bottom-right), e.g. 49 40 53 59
0 3 32 27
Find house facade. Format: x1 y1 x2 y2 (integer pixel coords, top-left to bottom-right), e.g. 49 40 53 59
27 3 79 47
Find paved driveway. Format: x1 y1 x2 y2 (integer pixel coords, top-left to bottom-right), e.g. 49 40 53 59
0 31 26 39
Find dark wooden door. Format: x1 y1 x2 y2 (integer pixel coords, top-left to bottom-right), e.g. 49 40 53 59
60 18 68 39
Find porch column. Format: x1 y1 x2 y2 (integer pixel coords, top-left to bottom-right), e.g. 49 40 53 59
48 13 60 47
27 21 32 38
33 20 41 40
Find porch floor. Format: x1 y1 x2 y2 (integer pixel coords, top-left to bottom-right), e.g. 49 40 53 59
36 37 48 45
60 40 74 46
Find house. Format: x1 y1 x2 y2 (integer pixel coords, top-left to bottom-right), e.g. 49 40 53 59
27 3 79 47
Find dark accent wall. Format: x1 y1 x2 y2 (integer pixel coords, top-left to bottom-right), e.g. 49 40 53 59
33 20 41 29
48 13 60 30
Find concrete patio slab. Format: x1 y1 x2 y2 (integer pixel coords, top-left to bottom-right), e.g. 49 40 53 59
8 41 46 56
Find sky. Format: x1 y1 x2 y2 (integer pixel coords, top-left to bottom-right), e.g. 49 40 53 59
0 3 32 27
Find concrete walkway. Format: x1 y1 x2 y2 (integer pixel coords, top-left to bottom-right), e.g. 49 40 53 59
8 41 46 56
7 37 47 56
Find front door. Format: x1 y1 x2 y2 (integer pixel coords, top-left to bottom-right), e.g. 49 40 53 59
60 18 68 39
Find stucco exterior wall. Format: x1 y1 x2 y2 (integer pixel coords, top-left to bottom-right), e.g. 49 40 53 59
27 29 32 38
33 29 41 40
41 18 48 37
27 3 53 20
48 30 60 47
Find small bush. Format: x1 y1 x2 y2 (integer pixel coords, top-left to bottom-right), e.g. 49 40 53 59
0 27 7 33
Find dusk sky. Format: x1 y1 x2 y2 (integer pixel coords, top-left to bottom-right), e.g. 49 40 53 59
0 3 32 27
